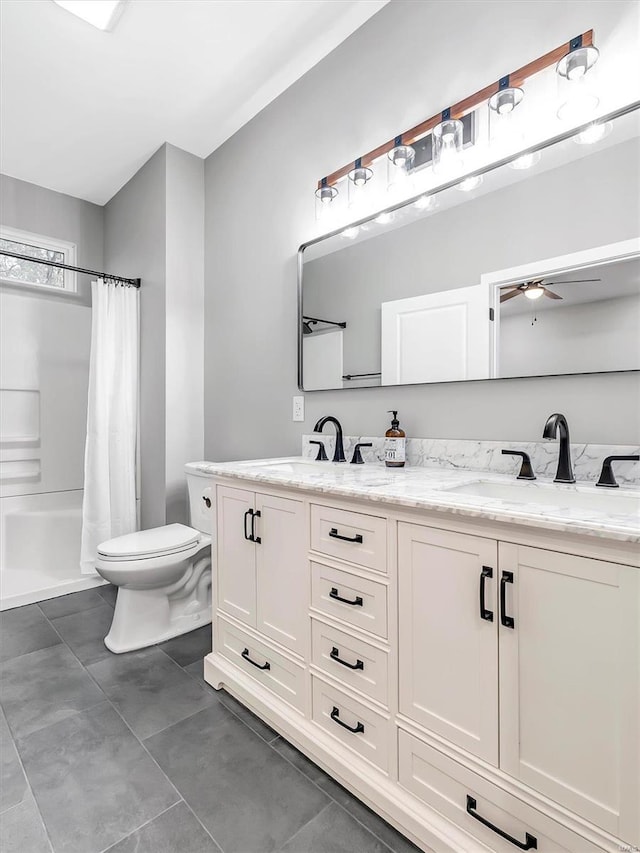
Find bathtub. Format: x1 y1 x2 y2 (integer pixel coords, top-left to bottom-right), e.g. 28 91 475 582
0 489 105 610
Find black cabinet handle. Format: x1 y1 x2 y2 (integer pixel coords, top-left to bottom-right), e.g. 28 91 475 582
244 508 254 541
329 527 363 544
252 509 261 544
466 796 537 850
330 706 364 734
329 587 363 607
241 648 270 670
500 571 515 628
480 566 494 622
330 646 364 670
202 495 212 508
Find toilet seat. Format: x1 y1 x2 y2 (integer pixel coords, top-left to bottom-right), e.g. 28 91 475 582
98 523 200 561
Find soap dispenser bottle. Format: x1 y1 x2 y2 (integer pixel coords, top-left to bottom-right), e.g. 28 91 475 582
384 411 406 468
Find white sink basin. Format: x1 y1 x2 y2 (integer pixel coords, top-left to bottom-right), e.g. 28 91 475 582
444 480 640 516
236 458 330 475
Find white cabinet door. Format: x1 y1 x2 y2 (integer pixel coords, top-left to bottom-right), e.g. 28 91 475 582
217 485 256 626
381 285 490 385
499 544 640 846
398 523 499 764
255 493 307 657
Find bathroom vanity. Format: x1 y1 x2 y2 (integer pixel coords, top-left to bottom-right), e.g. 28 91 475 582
195 456 640 853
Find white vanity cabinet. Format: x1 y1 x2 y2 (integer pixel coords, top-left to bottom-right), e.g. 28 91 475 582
216 484 307 657
206 473 640 853
398 524 640 848
498 544 640 844
398 523 499 764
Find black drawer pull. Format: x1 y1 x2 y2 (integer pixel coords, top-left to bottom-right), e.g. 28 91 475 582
329 587 363 607
330 706 364 734
252 509 261 544
241 648 270 671
330 646 364 670
480 566 493 622
466 796 537 850
243 508 254 542
329 527 363 544
500 571 515 628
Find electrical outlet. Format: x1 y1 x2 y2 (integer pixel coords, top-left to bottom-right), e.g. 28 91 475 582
292 395 305 422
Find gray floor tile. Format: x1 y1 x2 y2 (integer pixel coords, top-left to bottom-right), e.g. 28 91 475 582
97 583 118 607
217 688 279 742
184 658 206 682
0 792 52 853
87 646 216 739
18 702 179 853
0 644 105 740
104 802 221 853
38 588 106 620
278 802 391 853
159 624 212 667
272 738 329 785
1 709 28 813
49 603 115 665
316 779 421 853
146 705 329 853
0 605 61 663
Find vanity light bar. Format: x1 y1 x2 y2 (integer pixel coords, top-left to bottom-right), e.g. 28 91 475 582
317 29 595 190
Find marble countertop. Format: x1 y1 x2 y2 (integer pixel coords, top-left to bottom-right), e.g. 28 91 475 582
187 458 640 544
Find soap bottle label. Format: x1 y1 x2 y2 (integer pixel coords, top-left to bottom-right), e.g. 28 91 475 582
384 437 406 463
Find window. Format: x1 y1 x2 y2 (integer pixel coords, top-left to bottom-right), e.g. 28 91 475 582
0 226 77 293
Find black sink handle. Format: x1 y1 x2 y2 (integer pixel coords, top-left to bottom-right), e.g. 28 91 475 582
501 449 536 480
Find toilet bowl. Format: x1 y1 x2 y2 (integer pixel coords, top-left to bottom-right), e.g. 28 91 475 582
95 466 213 654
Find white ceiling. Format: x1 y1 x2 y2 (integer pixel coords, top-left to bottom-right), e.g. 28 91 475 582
0 0 388 204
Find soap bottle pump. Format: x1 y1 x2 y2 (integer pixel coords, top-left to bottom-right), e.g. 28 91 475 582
384 411 406 468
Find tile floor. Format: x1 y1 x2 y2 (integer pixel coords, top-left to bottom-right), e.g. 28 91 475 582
0 586 421 853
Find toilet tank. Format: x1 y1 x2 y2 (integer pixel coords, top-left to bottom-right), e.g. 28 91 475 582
184 464 213 534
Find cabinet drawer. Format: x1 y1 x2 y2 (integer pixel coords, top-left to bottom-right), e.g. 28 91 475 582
311 619 388 706
218 617 306 714
311 504 387 573
398 730 603 853
311 561 388 639
312 676 389 772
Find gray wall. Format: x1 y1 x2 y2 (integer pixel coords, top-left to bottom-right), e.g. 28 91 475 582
165 145 205 524
0 173 104 306
203 0 640 459
303 139 640 385
105 144 204 528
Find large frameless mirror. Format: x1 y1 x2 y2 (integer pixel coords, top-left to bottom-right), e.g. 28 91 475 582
298 105 640 391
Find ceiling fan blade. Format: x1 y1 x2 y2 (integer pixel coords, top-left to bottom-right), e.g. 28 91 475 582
500 289 522 303
545 278 602 284
543 288 563 299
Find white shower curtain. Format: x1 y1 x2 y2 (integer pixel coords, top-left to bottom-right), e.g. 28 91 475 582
80 279 138 574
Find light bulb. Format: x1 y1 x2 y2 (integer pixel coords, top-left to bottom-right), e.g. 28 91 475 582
489 87 524 116
315 185 337 205
348 166 373 187
524 286 544 300
509 151 541 170
574 121 612 145
376 212 394 225
457 175 483 192
341 226 360 239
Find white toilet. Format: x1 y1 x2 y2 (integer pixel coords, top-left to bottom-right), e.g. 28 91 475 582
95 466 212 654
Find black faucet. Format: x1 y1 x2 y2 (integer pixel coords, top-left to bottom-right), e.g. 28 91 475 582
542 413 575 483
313 416 345 463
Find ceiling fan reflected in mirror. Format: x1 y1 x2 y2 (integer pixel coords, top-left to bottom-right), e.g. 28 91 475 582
499 276 602 303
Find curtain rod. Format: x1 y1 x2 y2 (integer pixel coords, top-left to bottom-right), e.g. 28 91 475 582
0 250 141 288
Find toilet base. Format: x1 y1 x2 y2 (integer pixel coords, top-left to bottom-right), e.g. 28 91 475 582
104 553 212 653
